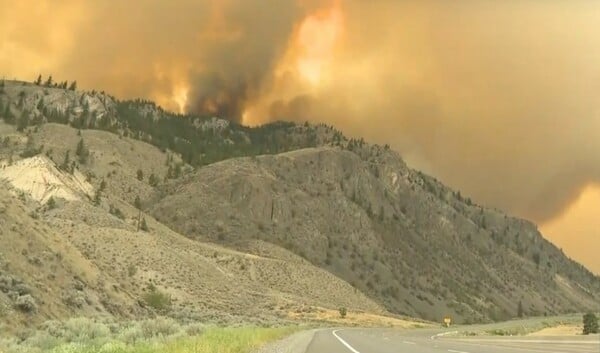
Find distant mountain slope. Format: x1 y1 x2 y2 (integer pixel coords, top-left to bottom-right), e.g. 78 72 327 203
0 80 341 167
0 79 598 326
151 146 600 323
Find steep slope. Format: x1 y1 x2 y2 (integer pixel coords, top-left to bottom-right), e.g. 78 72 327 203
151 146 600 323
0 184 139 334
0 122 386 330
1 155 93 203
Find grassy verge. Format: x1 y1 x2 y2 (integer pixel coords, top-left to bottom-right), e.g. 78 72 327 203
49 327 298 353
162 326 300 353
0 317 302 353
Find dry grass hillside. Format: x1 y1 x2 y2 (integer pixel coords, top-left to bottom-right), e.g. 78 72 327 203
0 184 134 334
0 121 387 333
151 146 600 323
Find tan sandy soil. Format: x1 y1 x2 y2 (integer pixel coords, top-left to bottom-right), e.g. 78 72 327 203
528 325 583 336
288 307 432 328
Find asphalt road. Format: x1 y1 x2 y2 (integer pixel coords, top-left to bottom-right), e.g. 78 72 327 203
304 328 600 353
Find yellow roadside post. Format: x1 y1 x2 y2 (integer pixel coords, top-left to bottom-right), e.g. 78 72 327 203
443 317 452 327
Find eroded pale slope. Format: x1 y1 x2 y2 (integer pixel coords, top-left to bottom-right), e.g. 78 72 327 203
1 155 93 203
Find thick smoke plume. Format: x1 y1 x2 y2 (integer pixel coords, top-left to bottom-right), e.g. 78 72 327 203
2 1 600 269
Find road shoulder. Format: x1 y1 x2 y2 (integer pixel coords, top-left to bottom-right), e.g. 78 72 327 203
253 328 322 353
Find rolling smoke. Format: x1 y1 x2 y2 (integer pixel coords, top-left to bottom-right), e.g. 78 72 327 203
2 1 600 241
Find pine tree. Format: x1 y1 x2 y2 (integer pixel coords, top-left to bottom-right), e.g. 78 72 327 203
44 75 53 87
34 74 42 85
532 252 541 268
517 300 524 318
60 150 71 172
68 81 77 91
93 190 101 206
16 113 29 132
75 138 89 164
134 195 143 231
3 105 13 124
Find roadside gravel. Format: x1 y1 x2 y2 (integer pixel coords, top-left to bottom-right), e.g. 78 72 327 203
253 329 322 353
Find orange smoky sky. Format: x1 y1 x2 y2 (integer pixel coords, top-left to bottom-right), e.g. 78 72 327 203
1 1 599 273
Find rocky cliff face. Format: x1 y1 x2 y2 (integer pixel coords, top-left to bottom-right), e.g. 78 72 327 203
0 80 117 127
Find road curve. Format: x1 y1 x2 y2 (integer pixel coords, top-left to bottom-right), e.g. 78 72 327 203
304 328 599 353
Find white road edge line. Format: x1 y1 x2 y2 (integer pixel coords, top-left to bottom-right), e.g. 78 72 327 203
402 340 416 345
332 329 361 353
431 331 458 340
457 339 600 345
448 350 469 353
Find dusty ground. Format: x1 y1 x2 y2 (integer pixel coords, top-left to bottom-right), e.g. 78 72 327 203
456 314 593 337
528 325 584 336
287 307 432 328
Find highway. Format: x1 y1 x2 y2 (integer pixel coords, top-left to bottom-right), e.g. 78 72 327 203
304 328 600 353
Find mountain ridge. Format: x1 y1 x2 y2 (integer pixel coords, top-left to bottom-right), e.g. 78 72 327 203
150 145 599 322
0 79 598 328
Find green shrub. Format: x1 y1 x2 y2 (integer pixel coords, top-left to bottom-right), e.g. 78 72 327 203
61 318 111 342
140 317 180 338
109 205 125 220
134 196 142 210
140 217 149 232
143 287 171 312
583 313 599 335
15 294 37 313
339 307 347 318
148 173 159 187
127 265 137 277
46 197 57 210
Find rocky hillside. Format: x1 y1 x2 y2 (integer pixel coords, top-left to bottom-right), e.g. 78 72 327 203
0 121 386 331
0 79 341 167
0 79 598 326
150 146 600 323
